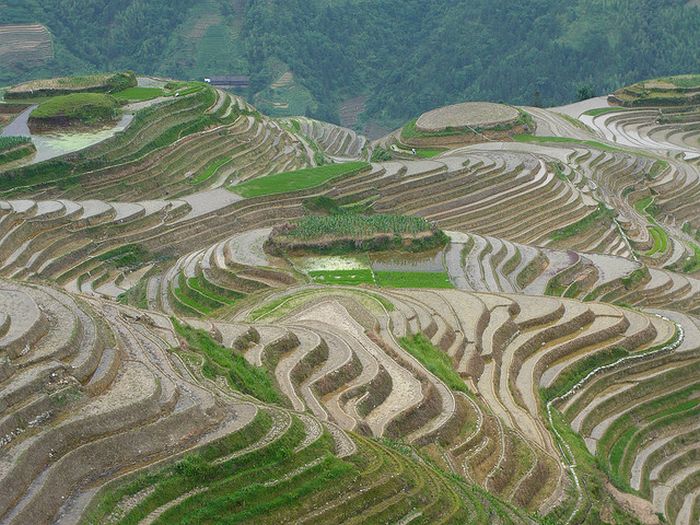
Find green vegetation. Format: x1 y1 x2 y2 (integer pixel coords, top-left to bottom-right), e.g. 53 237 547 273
305 267 453 289
550 204 615 242
611 74 700 107
0 136 34 165
282 214 437 240
308 269 375 286
399 333 468 394
620 267 648 290
97 244 151 269
646 225 668 256
513 134 627 154
375 271 453 289
582 107 627 117
302 195 374 216
268 214 449 255
401 110 528 141
3 1 700 128
0 136 31 151
634 196 669 256
189 156 232 185
370 147 393 162
0 86 219 194
232 162 369 198
544 409 643 525
541 347 630 402
112 87 164 102
171 273 240 316
646 160 668 180
4 71 136 99
30 93 120 126
173 318 282 405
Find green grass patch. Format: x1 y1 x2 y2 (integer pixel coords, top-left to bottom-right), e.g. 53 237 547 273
308 269 375 286
646 160 668 180
582 107 627 117
542 346 630 402
550 203 614 242
172 318 282 405
620 267 648 290
231 161 369 198
96 244 150 269
282 214 436 240
0 136 31 152
112 87 165 102
399 333 468 394
189 156 231 185
302 195 373 216
186 277 236 306
680 243 700 274
375 270 453 289
646 225 668 256
658 74 700 88
634 195 656 216
270 214 448 255
30 93 120 125
0 140 34 165
370 146 393 162
514 134 627 153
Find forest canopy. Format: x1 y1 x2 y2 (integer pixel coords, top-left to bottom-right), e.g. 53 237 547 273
2 0 699 128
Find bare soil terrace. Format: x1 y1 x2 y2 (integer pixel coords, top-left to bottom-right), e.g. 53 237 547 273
416 102 520 132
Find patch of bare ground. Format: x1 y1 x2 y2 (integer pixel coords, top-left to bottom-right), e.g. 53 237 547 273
606 481 661 525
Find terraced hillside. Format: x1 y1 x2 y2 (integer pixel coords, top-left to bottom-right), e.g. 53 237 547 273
1 73 699 524
0 24 53 68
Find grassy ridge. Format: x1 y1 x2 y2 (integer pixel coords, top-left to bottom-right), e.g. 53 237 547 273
112 87 164 102
173 318 282 405
30 93 120 125
375 271 453 289
0 136 35 165
232 162 369 197
285 214 436 240
399 333 469 394
550 204 614 242
0 136 31 152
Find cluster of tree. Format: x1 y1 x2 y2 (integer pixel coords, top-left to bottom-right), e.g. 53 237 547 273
2 0 699 128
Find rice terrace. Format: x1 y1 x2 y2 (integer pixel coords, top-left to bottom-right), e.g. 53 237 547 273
0 2 700 525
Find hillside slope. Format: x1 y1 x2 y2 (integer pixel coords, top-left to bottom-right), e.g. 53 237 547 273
2 0 700 130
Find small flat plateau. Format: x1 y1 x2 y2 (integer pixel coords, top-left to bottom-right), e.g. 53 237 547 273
416 101 519 132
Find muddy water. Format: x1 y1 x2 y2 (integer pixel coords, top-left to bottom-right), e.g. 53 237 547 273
0 105 133 164
369 248 446 272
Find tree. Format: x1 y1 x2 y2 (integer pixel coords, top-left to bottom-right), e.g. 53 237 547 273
576 84 596 101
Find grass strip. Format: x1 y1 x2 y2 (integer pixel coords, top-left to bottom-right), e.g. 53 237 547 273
231 162 369 197
173 318 282 405
399 333 468 394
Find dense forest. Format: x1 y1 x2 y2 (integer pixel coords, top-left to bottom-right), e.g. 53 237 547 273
2 0 699 128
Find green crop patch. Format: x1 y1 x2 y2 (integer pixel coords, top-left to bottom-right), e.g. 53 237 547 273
0 136 35 165
96 244 150 269
542 347 630 402
173 319 282 405
399 333 468 394
189 156 232 185
375 270 454 289
513 134 629 154
550 204 614 242
231 162 369 197
30 93 120 126
268 214 449 256
0 136 31 152
308 269 375 286
112 87 164 101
